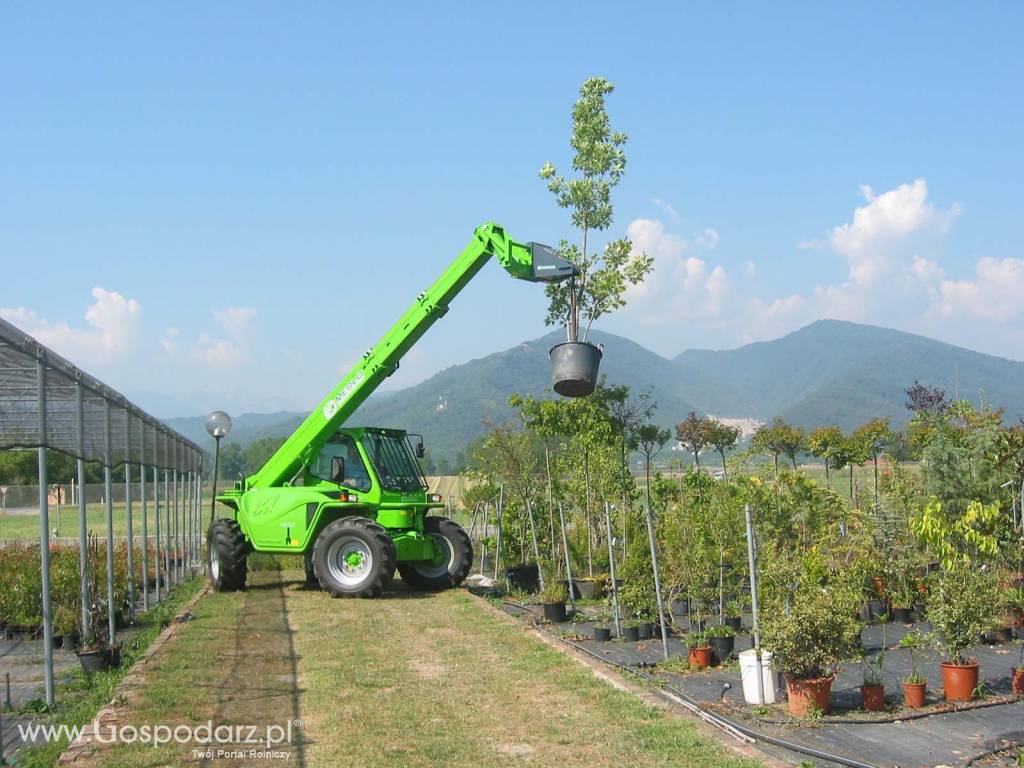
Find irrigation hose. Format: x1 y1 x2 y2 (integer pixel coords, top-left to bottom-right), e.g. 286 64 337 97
501 600 884 768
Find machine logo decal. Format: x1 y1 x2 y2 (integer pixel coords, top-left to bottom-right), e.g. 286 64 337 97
323 371 365 419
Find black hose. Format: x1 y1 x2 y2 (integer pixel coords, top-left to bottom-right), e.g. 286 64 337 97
500 599 883 768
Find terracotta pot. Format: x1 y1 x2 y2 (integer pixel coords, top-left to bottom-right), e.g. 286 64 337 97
1013 668 1024 695
786 675 834 716
688 645 713 670
861 684 885 712
940 660 979 702
902 680 926 708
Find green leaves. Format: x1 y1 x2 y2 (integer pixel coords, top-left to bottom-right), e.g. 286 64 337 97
541 77 652 342
926 565 1001 664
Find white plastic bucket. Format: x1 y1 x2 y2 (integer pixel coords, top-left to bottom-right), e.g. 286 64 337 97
739 649 775 704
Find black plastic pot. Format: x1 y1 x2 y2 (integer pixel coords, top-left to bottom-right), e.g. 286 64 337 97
542 601 567 623
892 607 913 623
62 633 79 651
573 578 602 599
710 635 735 664
724 616 742 631
594 626 611 642
105 643 122 668
77 649 110 674
549 342 603 398
623 625 641 642
506 564 540 593
638 623 651 640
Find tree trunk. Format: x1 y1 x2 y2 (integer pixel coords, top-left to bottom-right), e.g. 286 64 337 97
773 454 779 476
824 461 830 489
546 445 557 563
719 448 728 481
873 455 879 497
849 465 854 500
584 448 593 577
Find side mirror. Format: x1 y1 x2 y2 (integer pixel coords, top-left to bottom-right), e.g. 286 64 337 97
330 456 346 484
415 440 425 458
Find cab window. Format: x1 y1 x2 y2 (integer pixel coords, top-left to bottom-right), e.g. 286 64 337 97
311 435 372 492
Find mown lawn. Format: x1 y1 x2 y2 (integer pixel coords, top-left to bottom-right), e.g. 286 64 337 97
73 569 764 768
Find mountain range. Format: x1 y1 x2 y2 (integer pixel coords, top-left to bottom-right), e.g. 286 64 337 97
165 320 1024 462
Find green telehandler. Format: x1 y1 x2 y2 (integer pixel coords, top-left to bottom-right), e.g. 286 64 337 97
208 222 576 597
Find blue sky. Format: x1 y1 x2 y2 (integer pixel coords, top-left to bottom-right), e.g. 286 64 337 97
3 3 1022 416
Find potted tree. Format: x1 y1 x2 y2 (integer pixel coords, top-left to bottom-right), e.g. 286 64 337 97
540 580 568 624
899 629 928 708
686 629 713 670
761 586 862 716
723 597 744 632
539 77 653 397
859 621 887 712
927 565 1000 702
706 624 736 665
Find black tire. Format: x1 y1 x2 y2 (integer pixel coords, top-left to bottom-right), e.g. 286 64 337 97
303 553 318 585
397 517 473 591
207 518 248 592
312 516 396 598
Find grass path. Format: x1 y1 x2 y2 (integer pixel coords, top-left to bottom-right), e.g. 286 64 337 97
79 570 764 768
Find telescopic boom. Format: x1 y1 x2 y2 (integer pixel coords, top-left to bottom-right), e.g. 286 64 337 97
244 222 575 490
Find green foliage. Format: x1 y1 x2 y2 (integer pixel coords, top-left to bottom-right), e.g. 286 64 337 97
760 583 862 680
539 579 567 604
899 629 926 684
911 498 1001 569
751 419 805 472
926 565 1001 664
540 77 652 342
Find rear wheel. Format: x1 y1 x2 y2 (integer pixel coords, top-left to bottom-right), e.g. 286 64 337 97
313 516 396 597
303 553 317 585
207 518 248 591
398 517 473 591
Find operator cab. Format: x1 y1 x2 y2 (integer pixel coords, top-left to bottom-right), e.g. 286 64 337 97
310 428 428 494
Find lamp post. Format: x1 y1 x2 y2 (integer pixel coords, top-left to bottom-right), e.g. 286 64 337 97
205 411 231 525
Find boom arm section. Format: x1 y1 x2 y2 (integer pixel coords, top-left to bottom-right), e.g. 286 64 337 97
245 222 575 490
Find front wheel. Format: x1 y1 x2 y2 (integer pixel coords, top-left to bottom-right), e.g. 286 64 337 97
207 518 248 592
313 516 396 598
398 517 473 591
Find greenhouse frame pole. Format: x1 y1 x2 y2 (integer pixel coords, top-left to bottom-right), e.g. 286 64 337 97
153 459 162 602
140 462 148 611
123 406 134 620
557 502 575 613
186 469 193 569
75 381 89 637
37 358 55 706
163 459 171 588
196 468 203 562
525 498 544 590
604 501 622 636
103 399 116 647
172 460 179 583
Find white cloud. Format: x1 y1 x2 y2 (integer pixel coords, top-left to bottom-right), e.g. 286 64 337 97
190 332 246 367
1 287 142 362
936 257 1024 321
829 178 960 286
623 218 732 324
695 228 720 250
188 306 257 368
651 197 680 221
743 260 757 279
160 326 181 353
212 306 256 340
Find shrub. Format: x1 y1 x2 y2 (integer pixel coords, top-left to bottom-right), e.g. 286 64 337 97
927 565 1000 665
761 584 862 680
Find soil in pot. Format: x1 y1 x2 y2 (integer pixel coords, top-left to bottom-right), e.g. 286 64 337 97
549 342 603 398
710 635 735 664
902 681 927 708
1013 668 1024 695
623 625 641 642
542 601 567 623
77 648 110 674
786 675 834 716
724 616 742 631
506 564 540 593
861 684 885 712
940 660 979 702
891 607 913 623
688 646 712 670
593 626 611 642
